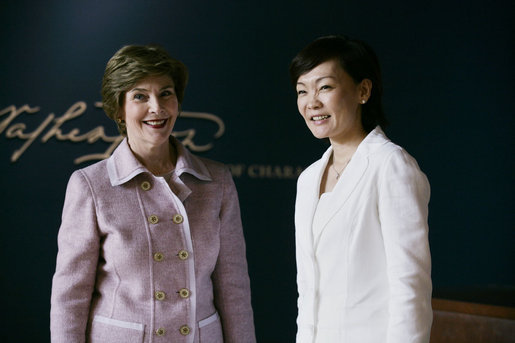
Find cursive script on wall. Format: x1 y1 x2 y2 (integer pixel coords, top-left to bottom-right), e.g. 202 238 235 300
0 102 225 164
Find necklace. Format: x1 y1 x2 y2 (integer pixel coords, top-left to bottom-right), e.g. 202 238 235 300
331 159 350 179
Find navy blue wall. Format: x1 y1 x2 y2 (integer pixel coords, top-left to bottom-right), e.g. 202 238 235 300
1 1 513 342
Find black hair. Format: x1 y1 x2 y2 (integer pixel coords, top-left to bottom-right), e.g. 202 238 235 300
289 35 387 132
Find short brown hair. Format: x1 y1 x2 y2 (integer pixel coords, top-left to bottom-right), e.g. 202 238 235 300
101 45 189 135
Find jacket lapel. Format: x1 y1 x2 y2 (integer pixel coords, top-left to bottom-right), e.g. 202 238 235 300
295 150 330 259
313 154 369 246
312 126 389 245
107 138 147 186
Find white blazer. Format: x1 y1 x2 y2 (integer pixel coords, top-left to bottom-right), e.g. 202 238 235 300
295 127 432 343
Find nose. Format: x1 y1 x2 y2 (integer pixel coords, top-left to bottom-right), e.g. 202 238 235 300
307 92 321 109
148 96 164 114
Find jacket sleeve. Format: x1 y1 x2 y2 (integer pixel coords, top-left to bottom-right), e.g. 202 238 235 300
50 170 100 343
211 167 256 343
378 148 432 343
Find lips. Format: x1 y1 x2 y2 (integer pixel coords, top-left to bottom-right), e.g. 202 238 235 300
311 115 330 121
143 118 167 128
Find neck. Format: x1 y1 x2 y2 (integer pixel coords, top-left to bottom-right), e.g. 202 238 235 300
329 128 367 167
128 139 176 175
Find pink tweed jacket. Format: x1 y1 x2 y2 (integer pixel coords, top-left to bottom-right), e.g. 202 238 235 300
50 137 255 343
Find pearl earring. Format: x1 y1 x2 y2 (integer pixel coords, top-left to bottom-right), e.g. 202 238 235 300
361 99 366 104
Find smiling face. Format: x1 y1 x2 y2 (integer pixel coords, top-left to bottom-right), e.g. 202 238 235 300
120 74 179 154
296 59 370 143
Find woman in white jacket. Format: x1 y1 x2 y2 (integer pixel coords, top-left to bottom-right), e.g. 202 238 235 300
289 35 432 343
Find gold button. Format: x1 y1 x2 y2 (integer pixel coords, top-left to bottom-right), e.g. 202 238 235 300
172 214 183 224
179 288 190 298
148 215 159 224
155 291 166 301
179 325 191 335
153 252 164 262
178 250 189 260
141 181 152 191
155 328 165 336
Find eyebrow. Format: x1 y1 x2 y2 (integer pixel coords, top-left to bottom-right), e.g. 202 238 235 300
129 85 175 92
296 75 337 85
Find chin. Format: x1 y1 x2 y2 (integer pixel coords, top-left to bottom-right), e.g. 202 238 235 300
308 130 329 140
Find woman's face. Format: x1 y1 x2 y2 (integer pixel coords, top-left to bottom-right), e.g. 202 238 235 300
296 60 368 142
120 74 179 152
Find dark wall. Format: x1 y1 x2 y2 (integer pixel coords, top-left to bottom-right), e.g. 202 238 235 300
1 1 513 342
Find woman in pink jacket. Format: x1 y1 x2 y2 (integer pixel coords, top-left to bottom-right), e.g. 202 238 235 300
50 45 256 343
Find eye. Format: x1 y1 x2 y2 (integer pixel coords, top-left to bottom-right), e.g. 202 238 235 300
161 89 175 97
297 89 307 96
133 93 147 101
320 85 332 91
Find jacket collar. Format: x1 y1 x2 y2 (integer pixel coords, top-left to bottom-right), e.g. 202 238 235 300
107 136 212 187
352 125 390 158
312 126 388 185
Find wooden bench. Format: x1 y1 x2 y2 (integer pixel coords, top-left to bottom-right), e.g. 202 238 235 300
430 298 515 343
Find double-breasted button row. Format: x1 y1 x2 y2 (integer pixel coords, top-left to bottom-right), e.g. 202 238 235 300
141 180 190 339
147 214 183 225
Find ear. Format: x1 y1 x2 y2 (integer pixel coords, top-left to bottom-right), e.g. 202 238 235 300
359 79 373 102
117 108 125 121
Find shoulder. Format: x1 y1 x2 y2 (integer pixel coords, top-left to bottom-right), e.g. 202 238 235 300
173 137 231 183
376 141 425 178
195 155 232 183
298 160 318 182
373 141 430 198
363 127 424 174
297 147 332 185
79 158 108 175
66 159 110 191
297 160 320 191
196 155 228 173
358 127 429 190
